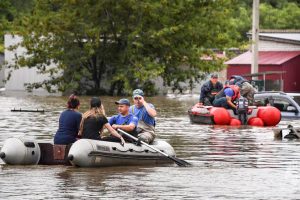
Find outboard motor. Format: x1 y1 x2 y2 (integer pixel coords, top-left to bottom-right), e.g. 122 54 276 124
0 137 41 165
236 96 249 125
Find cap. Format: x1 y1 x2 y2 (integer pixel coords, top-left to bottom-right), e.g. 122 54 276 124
115 98 130 106
90 97 101 108
132 89 144 97
211 73 218 78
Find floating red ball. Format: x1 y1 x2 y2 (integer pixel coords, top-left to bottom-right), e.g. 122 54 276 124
229 118 241 126
210 107 231 125
247 117 264 126
257 106 281 126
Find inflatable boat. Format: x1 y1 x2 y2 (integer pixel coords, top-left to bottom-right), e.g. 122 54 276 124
188 104 281 126
0 137 176 167
0 137 71 165
68 139 175 167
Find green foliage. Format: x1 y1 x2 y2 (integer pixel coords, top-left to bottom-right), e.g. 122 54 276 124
8 0 237 95
4 0 300 94
0 0 34 53
260 2 300 29
0 0 12 53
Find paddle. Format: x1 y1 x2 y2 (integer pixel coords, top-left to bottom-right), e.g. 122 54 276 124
117 129 191 167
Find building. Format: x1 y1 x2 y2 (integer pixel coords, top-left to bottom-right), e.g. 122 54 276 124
225 30 300 92
4 34 55 93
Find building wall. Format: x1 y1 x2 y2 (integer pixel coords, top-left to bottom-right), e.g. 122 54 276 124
227 64 286 91
259 40 300 51
227 65 252 79
282 55 300 92
227 60 300 92
4 34 55 92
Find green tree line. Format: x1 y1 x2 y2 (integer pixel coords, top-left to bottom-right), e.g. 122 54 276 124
1 0 300 95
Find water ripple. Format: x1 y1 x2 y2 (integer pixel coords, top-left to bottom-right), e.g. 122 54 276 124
0 94 300 199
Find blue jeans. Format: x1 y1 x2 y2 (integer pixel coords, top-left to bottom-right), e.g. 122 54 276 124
213 97 230 109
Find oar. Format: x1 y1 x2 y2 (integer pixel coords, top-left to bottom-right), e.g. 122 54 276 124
117 129 191 167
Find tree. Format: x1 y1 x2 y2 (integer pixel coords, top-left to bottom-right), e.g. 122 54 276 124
260 2 300 29
7 0 239 95
0 0 33 53
0 0 14 53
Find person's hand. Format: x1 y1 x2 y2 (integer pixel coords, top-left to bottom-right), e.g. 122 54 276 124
112 124 119 129
196 102 203 107
139 96 145 105
120 137 125 146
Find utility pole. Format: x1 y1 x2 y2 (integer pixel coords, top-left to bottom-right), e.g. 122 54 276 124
251 0 259 80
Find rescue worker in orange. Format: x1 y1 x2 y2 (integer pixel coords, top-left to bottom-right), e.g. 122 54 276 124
213 84 241 110
199 73 223 106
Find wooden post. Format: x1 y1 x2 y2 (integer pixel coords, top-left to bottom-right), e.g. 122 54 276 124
251 0 259 80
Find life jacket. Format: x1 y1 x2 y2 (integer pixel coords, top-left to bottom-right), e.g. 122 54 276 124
214 85 240 101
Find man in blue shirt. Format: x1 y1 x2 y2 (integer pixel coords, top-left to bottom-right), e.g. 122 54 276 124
130 89 156 144
109 98 138 142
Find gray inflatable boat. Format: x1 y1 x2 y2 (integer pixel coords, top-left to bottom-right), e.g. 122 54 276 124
68 139 176 167
0 137 176 167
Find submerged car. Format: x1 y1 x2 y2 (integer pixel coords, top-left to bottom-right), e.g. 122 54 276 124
254 92 300 119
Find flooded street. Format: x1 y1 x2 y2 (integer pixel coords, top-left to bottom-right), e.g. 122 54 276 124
1 92 300 199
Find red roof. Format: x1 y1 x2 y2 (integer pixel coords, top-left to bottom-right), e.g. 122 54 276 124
225 51 300 65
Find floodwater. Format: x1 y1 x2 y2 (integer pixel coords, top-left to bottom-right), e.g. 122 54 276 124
1 92 300 199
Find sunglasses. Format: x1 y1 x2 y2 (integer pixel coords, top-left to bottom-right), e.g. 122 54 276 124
134 97 142 100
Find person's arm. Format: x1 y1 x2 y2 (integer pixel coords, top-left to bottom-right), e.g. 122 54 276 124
116 116 138 132
199 84 207 103
218 82 223 90
104 123 125 145
112 123 135 132
226 96 237 109
139 97 157 117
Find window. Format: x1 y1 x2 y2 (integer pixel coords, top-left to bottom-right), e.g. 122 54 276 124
290 96 300 107
273 97 294 112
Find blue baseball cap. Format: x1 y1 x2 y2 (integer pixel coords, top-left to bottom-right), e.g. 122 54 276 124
115 98 130 106
132 89 144 97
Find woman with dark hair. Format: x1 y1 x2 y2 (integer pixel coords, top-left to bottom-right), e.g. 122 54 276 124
78 97 125 145
54 94 82 145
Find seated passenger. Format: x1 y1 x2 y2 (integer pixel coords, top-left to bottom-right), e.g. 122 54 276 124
199 73 223 106
54 94 82 145
109 98 138 142
229 75 257 105
78 97 125 145
213 84 241 110
130 89 156 144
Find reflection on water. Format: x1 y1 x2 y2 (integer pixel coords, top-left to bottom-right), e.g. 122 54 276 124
1 92 300 199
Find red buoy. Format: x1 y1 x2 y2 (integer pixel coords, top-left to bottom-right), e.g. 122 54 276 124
247 117 264 126
210 107 231 125
229 118 241 126
257 106 281 126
